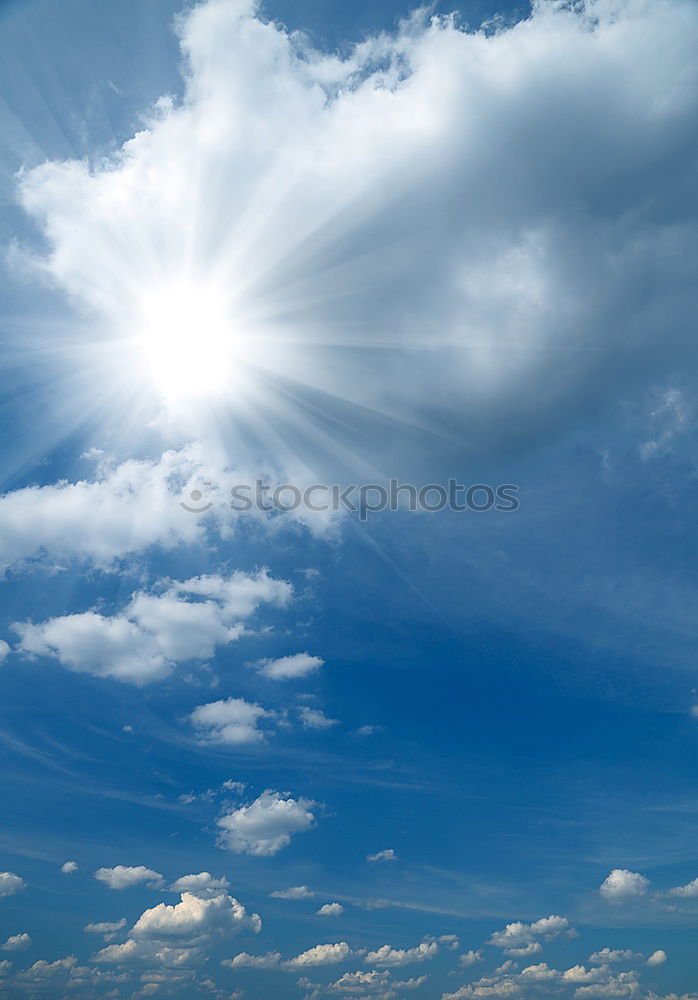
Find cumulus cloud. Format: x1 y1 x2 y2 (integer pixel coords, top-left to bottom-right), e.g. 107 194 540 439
646 950 667 967
61 861 78 874
0 640 9 662
667 877 698 897
253 652 324 679
0 873 25 898
217 790 316 855
367 848 397 863
94 866 164 890
459 950 483 967
0 934 31 951
14 569 291 685
300 707 339 729
190 697 272 744
13 0 698 476
317 902 344 916
94 891 260 967
589 950 639 965
168 873 230 896
269 885 314 899
286 942 353 968
84 918 127 938
364 939 438 967
599 869 649 904
488 914 573 956
222 951 281 969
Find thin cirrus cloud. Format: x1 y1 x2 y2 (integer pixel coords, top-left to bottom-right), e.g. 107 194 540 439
13 569 292 685
11 0 698 472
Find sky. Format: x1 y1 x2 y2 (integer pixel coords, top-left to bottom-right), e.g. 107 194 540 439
0 0 698 998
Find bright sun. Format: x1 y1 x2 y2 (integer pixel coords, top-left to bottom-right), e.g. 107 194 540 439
136 280 237 403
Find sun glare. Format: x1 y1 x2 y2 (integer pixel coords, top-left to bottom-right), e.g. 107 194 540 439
136 281 237 403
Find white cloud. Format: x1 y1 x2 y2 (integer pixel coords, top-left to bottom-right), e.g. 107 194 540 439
61 861 78 874
0 873 25 898
94 891 260 967
489 914 573 956
223 951 281 969
589 950 638 965
575 972 640 998
84 919 127 937
131 890 260 939
300 707 339 729
563 965 611 985
14 0 698 474
168 873 230 896
646 950 667 967
217 790 316 855
599 869 649 904
15 569 291 685
286 942 353 968
364 940 438 967
254 652 324 679
0 934 31 952
667 877 698 897
317 902 344 916
366 848 397 863
94 866 164 890
459 950 483 967
0 640 9 662
270 885 314 899
190 697 271 744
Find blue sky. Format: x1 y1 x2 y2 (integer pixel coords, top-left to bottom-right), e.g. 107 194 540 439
1 0 698 998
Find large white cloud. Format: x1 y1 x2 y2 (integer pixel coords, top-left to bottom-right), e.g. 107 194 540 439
364 939 438 967
12 0 698 471
93 890 260 968
217 789 316 855
14 569 291 684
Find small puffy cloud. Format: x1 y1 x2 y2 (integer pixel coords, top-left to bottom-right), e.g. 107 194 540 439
270 885 314 900
668 877 698 897
459 950 483 967
286 942 353 968
0 873 25 898
365 940 438 967
520 963 558 982
0 640 9 662
367 848 397 863
562 965 610 984
254 652 324 679
84 919 127 936
190 698 271 744
217 790 316 855
646 950 667 967
14 570 291 685
589 950 638 965
299 707 339 730
599 870 649 904
489 915 572 956
94 866 164 890
61 861 78 874
317 903 344 916
223 951 281 969
0 934 31 951
168 873 230 896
